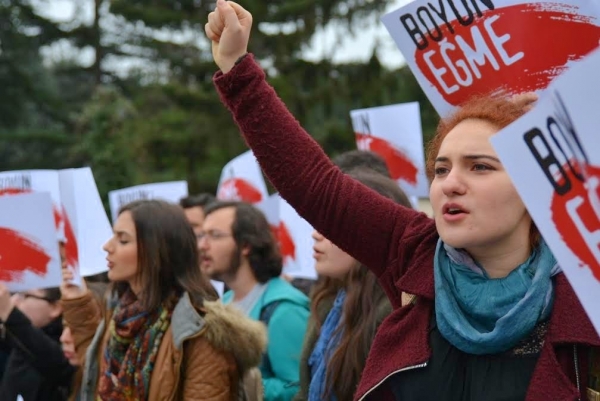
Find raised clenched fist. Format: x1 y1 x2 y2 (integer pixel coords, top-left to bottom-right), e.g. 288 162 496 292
205 0 253 74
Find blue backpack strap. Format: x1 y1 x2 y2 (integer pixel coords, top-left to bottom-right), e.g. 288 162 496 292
258 301 282 373
259 301 281 325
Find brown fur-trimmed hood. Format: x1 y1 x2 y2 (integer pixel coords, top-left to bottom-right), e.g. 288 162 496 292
201 300 267 371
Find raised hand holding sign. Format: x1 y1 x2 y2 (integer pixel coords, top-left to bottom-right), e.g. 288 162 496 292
510 92 538 112
205 0 252 73
60 266 88 300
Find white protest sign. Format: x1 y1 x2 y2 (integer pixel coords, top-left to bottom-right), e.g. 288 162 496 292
257 194 317 279
255 193 281 230
382 0 600 116
0 193 62 292
211 280 225 298
350 102 429 197
0 170 63 237
279 198 317 280
108 181 188 222
491 47 600 335
217 151 268 204
0 169 83 284
60 168 113 277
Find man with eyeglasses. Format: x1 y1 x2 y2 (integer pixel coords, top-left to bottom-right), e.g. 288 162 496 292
0 283 75 401
179 192 228 297
200 200 309 401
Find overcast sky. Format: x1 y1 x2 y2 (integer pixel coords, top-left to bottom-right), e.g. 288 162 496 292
39 0 411 69
301 0 411 68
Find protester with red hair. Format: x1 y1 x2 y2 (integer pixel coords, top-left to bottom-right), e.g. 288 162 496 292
205 2 600 400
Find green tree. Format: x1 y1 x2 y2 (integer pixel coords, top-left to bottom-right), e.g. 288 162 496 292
0 0 76 170
0 0 439 200
94 0 421 195
270 53 438 159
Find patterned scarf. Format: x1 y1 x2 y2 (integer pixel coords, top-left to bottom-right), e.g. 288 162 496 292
97 290 175 400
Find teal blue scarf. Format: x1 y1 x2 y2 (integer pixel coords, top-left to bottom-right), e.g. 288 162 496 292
308 289 346 401
434 239 560 355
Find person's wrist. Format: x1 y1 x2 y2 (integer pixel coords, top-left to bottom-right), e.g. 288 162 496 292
0 304 14 322
61 285 88 301
221 52 248 74
234 53 248 65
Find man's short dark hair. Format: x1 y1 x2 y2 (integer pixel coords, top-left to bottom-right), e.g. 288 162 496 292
44 287 62 303
204 201 282 283
179 193 216 210
333 150 391 178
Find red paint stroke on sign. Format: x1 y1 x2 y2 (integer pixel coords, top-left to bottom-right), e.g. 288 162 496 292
218 178 264 204
0 228 51 281
356 133 419 185
0 188 79 268
61 206 79 269
415 3 600 107
271 222 296 264
551 164 600 282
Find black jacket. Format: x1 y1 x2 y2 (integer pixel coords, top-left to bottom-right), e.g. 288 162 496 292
0 308 76 401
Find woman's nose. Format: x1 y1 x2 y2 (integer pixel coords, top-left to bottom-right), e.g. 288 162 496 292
441 169 467 196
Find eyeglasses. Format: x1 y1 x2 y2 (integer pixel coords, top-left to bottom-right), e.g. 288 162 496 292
17 293 55 303
196 231 233 242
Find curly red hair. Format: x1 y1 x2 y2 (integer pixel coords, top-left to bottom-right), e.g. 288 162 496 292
425 96 528 181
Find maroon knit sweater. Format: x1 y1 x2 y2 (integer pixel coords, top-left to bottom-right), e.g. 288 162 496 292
214 54 600 401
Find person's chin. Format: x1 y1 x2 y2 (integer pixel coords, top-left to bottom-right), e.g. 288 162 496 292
107 270 121 282
438 230 477 250
206 269 220 280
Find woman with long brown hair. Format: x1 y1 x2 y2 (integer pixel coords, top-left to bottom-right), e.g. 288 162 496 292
61 200 267 401
294 171 413 401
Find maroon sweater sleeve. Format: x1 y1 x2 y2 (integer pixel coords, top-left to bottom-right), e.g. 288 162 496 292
214 54 435 279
